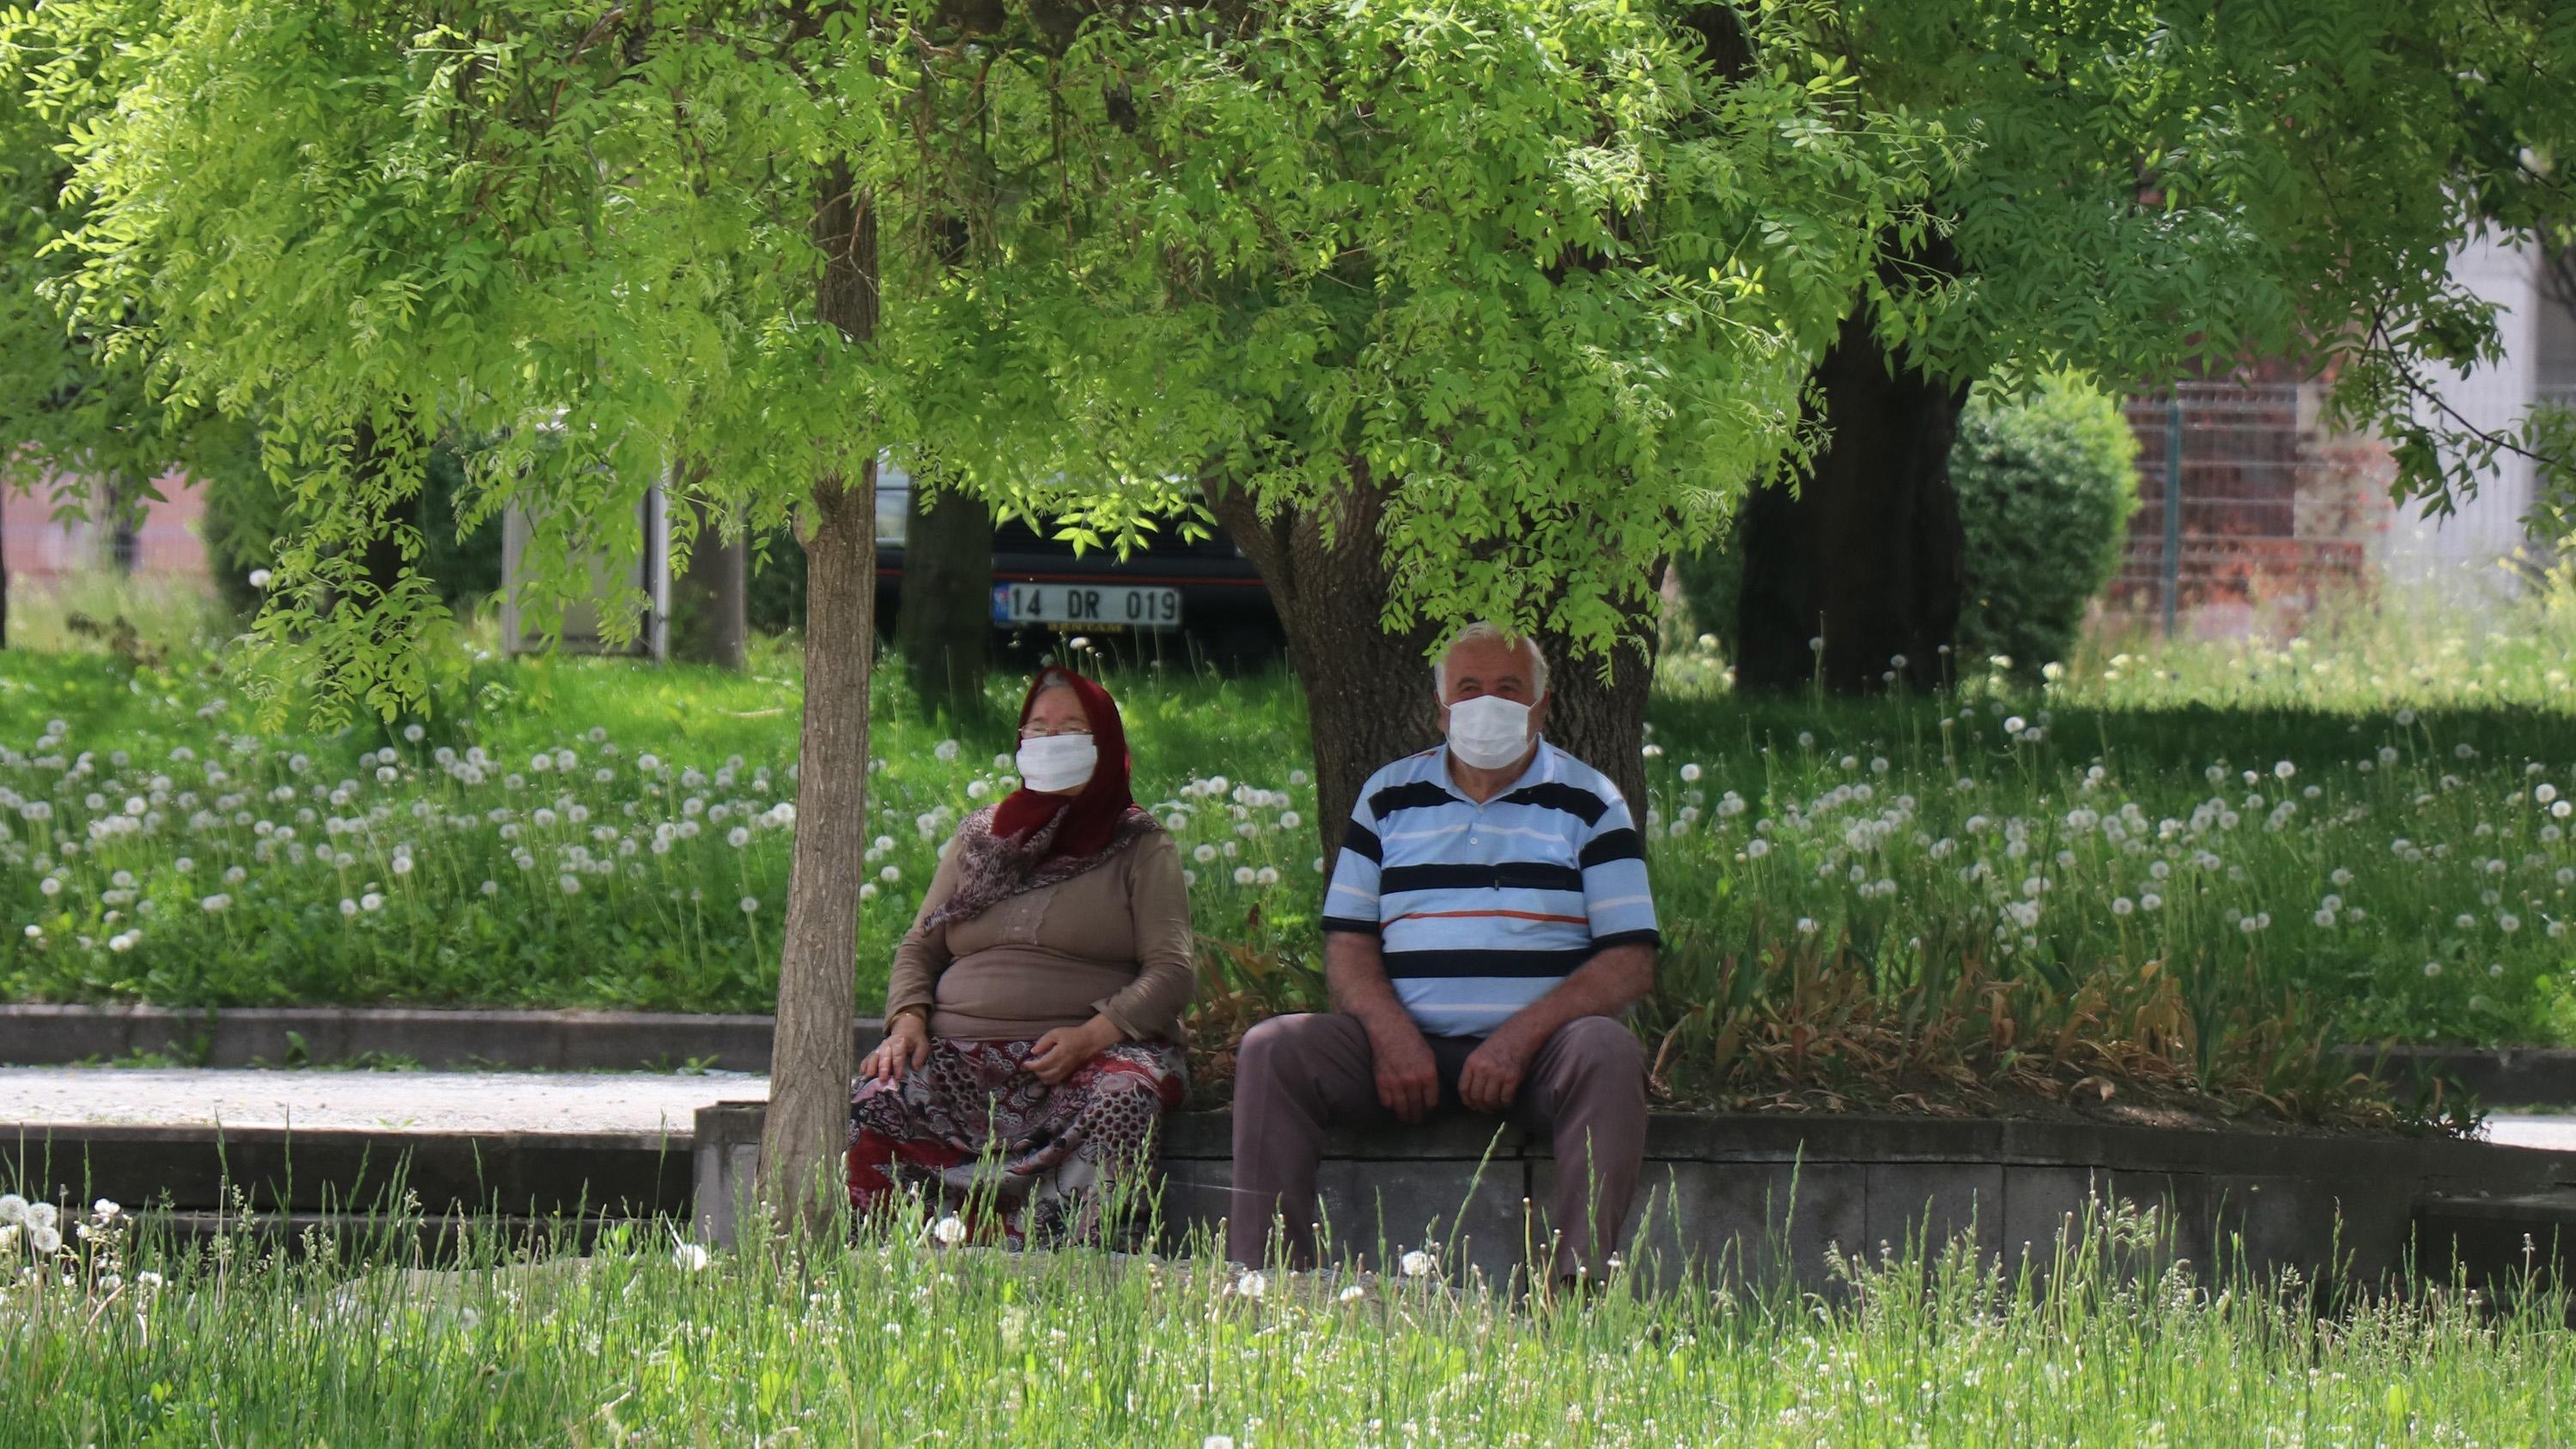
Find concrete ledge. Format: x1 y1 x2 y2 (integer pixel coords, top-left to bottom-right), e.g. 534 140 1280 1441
3 1122 694 1219
702 1102 2576 1292
0 1004 886 1073
9 1005 2574 1106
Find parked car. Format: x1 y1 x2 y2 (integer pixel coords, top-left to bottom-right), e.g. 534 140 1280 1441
872 466 1284 665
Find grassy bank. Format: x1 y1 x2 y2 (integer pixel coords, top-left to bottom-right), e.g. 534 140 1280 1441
3 580 2573 1113
0 1193 2567 1447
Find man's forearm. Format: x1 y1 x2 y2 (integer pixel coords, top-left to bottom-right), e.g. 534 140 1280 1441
1324 931 1413 1034
1498 943 1656 1044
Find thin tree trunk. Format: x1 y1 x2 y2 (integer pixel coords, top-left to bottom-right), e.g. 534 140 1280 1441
1206 470 1658 864
760 155 880 1233
672 488 749 671
1735 246 1970 694
895 480 992 711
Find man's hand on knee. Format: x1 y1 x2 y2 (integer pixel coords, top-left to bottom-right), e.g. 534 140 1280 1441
1364 1016 1439 1123
1458 1022 1540 1113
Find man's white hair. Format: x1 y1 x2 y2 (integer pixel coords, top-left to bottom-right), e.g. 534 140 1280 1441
1431 621 1549 700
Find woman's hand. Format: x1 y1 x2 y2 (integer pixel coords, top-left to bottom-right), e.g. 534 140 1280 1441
863 1014 932 1083
1026 1016 1121 1086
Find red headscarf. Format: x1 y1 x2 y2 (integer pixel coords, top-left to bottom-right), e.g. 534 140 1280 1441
991 668 1137 858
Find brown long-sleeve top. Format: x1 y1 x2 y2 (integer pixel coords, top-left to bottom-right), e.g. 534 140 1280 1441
883 829 1196 1042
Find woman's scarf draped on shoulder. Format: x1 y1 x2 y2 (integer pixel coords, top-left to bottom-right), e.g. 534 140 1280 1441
919 669 1157 933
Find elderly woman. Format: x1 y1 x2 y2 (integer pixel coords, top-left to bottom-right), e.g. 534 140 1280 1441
848 668 1194 1248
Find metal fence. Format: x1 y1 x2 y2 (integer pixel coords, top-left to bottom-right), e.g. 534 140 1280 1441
2111 382 2384 637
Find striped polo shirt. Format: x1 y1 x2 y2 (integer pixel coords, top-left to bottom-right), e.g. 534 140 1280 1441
1321 739 1659 1038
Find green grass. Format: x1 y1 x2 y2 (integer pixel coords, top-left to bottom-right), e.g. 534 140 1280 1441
3 575 2573 1092
1 1191 2569 1446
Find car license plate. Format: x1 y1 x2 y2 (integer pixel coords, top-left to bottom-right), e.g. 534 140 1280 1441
990 583 1182 630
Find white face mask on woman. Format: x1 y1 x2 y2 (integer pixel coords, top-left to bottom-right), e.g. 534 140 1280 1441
1016 734 1099 794
1443 694 1533 770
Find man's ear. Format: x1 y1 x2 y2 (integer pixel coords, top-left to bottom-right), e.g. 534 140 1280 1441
1529 692 1552 733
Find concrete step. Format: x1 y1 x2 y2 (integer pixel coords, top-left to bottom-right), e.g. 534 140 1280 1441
2413 1189 2576 1290
4 1122 691 1221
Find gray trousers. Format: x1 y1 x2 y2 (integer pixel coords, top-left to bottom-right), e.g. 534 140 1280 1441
1224 1012 1646 1281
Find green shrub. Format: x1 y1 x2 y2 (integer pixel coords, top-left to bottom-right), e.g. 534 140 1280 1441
202 437 501 617
1949 374 2141 675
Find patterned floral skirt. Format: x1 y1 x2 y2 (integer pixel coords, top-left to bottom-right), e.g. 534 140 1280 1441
847 1037 1187 1249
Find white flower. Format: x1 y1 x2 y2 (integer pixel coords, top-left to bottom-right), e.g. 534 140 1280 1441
1206 1438 1238 1449
933 1216 968 1246
25 1201 56 1231
2004 717 2026 736
1680 763 1703 783
728 827 752 848
672 1241 710 1271
1279 810 1301 830
480 880 500 896
1337 1284 1366 1303
933 740 962 762
740 896 760 915
0 1194 24 1226
2539 784 2561 804
2273 761 2295 779
1194 844 1218 864
2424 961 2442 978
136 1270 162 1290
1232 1270 1267 1300
200 894 232 913
340 898 359 918
247 568 272 590
558 875 581 896
1233 866 1256 887
1400 1249 1436 1278
27 1223 61 1255
361 892 384 912
1795 917 1817 936
880 865 902 884
966 780 990 800
860 883 879 901
2111 898 2135 917
873 835 896 852
92 1198 119 1221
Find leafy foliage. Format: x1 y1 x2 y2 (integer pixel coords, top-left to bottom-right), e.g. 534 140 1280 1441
1948 376 2140 676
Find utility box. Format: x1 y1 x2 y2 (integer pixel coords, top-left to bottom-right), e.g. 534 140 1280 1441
499 487 670 660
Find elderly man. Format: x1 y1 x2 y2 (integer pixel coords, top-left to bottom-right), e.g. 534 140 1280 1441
1228 621 1658 1283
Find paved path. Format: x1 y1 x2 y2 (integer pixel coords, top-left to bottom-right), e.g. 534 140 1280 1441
2486 1114 2576 1154
0 1066 770 1137
4 1066 2574 1153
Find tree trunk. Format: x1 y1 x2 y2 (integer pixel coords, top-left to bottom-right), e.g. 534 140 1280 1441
1734 251 1970 694
895 479 992 712
1206 471 1659 864
671 489 749 671
759 156 878 1233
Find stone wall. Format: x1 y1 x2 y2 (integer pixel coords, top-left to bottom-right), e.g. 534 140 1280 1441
697 1103 2576 1293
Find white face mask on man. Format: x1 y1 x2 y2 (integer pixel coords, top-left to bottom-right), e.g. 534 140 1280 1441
1016 734 1098 794
1443 694 1534 770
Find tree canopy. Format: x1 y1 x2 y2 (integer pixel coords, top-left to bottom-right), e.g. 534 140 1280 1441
9 2 2568 696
